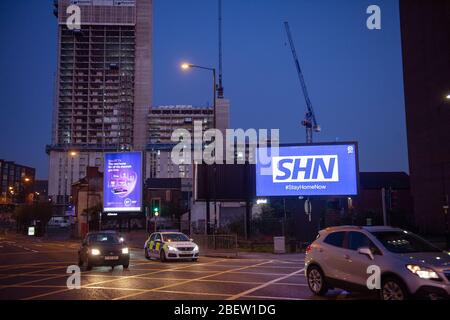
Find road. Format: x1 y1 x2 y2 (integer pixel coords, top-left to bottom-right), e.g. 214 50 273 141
0 234 376 300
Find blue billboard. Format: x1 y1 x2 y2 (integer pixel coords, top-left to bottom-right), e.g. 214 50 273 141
104 152 142 212
256 143 358 196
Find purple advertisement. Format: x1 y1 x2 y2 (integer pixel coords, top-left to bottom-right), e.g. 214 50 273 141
103 152 142 212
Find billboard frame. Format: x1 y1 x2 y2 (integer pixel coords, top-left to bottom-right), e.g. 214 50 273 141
103 151 144 213
255 141 360 198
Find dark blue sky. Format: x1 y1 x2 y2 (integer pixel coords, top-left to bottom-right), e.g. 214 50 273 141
0 0 408 179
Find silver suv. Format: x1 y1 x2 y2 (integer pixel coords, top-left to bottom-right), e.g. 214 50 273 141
305 226 450 300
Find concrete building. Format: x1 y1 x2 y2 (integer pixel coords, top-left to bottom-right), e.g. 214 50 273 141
145 101 230 179
47 0 152 204
0 160 35 205
400 0 450 235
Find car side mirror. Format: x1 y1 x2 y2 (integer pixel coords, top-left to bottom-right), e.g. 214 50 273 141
190 238 194 242
358 247 374 260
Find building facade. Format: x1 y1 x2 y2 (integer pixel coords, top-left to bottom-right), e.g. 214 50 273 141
47 0 152 204
145 101 230 179
0 160 35 204
400 0 450 235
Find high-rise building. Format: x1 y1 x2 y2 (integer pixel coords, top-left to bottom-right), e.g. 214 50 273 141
47 0 152 204
400 0 450 235
145 102 230 179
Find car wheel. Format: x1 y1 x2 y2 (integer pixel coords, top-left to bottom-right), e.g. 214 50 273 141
160 250 167 262
307 265 328 296
123 263 129 269
191 258 198 262
381 277 408 300
144 248 150 260
86 262 92 271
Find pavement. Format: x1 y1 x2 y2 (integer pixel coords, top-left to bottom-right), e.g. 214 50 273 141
0 233 377 300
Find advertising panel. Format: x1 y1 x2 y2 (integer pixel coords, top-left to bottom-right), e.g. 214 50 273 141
256 143 358 196
103 152 142 212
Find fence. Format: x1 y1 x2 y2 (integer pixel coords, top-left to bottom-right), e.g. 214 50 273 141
192 234 238 257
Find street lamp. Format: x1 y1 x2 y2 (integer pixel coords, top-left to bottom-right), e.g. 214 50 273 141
439 94 450 248
180 62 217 128
181 62 218 235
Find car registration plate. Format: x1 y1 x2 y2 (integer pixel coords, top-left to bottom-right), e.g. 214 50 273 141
105 256 119 260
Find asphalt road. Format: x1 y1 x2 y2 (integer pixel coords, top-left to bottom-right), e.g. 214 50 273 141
0 234 376 300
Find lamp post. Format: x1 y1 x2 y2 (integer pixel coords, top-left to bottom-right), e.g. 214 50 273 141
439 93 450 248
181 63 217 128
181 63 217 235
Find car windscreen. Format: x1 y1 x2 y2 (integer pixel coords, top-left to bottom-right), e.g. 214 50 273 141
90 234 121 244
162 233 190 242
371 231 442 253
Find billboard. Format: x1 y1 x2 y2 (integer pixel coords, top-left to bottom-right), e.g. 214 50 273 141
103 152 142 212
256 143 358 196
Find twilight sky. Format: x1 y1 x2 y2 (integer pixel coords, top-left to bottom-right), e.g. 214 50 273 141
0 0 408 179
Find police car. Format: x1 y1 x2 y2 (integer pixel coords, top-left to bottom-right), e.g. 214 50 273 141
144 232 199 262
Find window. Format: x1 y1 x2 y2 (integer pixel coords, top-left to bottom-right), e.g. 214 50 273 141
154 233 161 242
149 233 156 241
323 232 345 248
371 231 441 253
348 232 380 254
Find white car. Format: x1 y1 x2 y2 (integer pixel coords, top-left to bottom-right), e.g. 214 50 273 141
144 232 199 262
305 226 450 300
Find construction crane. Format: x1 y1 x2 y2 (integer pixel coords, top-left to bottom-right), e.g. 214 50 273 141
284 21 321 143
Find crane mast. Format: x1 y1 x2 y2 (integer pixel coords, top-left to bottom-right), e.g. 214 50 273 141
284 21 320 143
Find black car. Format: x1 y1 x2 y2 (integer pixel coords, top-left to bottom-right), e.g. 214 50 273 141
78 231 130 270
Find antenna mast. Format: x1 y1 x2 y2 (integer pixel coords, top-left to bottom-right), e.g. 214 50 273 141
217 0 224 98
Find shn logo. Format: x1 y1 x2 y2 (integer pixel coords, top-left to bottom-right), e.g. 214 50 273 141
272 155 339 183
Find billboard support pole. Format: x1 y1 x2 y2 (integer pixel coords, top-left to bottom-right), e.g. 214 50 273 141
381 188 388 226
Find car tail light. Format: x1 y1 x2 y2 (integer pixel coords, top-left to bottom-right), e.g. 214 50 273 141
305 244 312 254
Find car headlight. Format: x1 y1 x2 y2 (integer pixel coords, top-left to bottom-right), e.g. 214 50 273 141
406 265 439 279
168 245 178 251
122 247 129 254
91 248 101 256
193 245 199 251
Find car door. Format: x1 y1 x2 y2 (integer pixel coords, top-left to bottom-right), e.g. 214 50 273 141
320 231 348 281
152 233 162 257
342 231 382 287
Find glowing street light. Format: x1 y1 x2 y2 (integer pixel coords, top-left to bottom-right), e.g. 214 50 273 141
69 151 78 157
445 94 450 100
181 63 192 70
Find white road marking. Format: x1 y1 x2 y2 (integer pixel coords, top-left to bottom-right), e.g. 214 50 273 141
22 259 227 300
113 260 274 300
227 267 305 300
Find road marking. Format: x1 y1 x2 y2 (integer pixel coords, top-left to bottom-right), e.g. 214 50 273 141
0 266 69 285
22 259 227 300
153 289 231 298
113 260 274 300
227 267 305 300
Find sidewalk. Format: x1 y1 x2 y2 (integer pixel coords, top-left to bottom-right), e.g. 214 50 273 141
119 230 305 261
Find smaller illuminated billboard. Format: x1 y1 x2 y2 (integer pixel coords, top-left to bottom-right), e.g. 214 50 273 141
104 152 142 212
256 143 358 197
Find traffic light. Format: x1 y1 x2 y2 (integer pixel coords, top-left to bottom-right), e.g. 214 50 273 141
152 199 161 217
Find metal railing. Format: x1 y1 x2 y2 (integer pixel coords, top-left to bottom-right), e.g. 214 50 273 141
192 234 238 257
